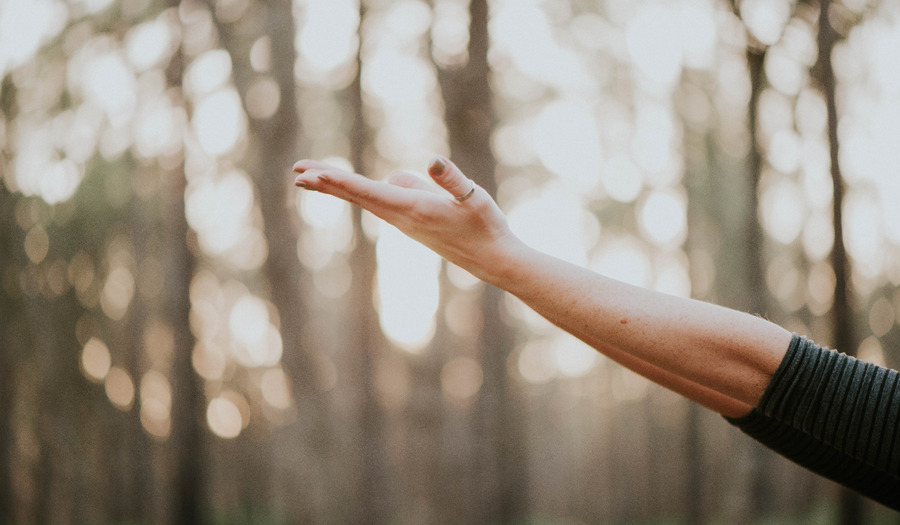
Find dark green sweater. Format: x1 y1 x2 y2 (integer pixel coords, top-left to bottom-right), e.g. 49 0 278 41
727 334 900 510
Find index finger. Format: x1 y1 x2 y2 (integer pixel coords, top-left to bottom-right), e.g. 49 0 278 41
293 162 421 220
293 159 336 174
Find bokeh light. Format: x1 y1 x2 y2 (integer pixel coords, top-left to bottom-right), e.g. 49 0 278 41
140 370 172 439
105 366 135 411
192 88 245 156
440 356 483 405
0 0 67 75
507 187 597 267
375 223 441 352
207 396 242 439
260 368 293 410
6 1 900 520
533 99 603 190
81 337 111 382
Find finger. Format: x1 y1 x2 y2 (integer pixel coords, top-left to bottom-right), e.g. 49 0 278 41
427 156 475 200
297 167 417 216
387 171 443 195
293 159 336 173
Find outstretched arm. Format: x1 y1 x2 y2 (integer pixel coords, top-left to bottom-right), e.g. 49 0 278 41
292 157 791 416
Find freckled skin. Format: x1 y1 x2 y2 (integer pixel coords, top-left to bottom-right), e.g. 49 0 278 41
293 157 792 418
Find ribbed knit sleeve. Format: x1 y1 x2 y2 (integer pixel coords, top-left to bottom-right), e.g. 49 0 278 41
727 334 900 510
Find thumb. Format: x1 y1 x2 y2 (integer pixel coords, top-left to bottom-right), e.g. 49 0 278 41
428 156 475 200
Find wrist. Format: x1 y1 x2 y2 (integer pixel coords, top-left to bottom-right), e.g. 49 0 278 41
470 233 534 291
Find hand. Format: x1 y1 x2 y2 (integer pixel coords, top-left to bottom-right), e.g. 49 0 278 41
292 157 524 284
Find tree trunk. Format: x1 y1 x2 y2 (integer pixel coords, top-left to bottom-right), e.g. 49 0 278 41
213 0 330 518
434 0 526 521
742 43 777 522
0 73 20 525
344 2 389 521
815 0 865 521
163 13 207 523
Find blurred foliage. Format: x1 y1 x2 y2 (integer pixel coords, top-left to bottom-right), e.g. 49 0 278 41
1 0 898 523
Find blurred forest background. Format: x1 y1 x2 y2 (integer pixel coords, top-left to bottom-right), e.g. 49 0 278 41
1 0 900 523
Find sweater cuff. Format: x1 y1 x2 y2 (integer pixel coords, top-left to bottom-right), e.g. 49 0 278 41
725 333 900 510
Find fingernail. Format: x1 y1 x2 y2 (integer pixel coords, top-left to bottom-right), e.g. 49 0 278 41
428 156 446 176
317 173 330 183
295 180 310 189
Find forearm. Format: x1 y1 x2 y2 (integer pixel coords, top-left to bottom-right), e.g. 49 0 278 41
576 330 752 417
482 240 792 407
292 159 790 408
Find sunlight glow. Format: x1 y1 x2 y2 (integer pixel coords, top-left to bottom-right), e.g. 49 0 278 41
440 357 483 405
654 253 692 298
105 366 135 411
507 188 597 267
192 88 245 156
678 0 717 70
207 396 242 439
261 368 293 409
24 226 49 264
806 262 835 313
134 96 185 159
81 337 111 383
765 46 805 96
444 293 480 337
298 0 359 72
187 49 232 97
739 0 791 46
313 257 353 299
801 211 833 262
869 297 894 338
71 0 113 14
632 104 679 177
250 36 271 72
297 188 353 270
533 100 603 190
192 342 227 381
186 169 255 256
552 334 598 378
492 122 537 167
844 192 883 277
592 238 652 288
140 371 172 439
385 0 432 40
761 178 805 245
491 2 592 90
101 266 135 321
375 224 441 352
0 0 67 75
125 17 173 72
244 77 281 120
517 340 556 385
602 156 643 203
229 294 269 347
446 262 480 290
626 4 683 86
82 50 137 126
767 253 803 311
638 190 687 248
767 129 801 174
858 336 887 368
14 125 85 204
364 50 435 106
431 0 469 68
228 294 283 367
